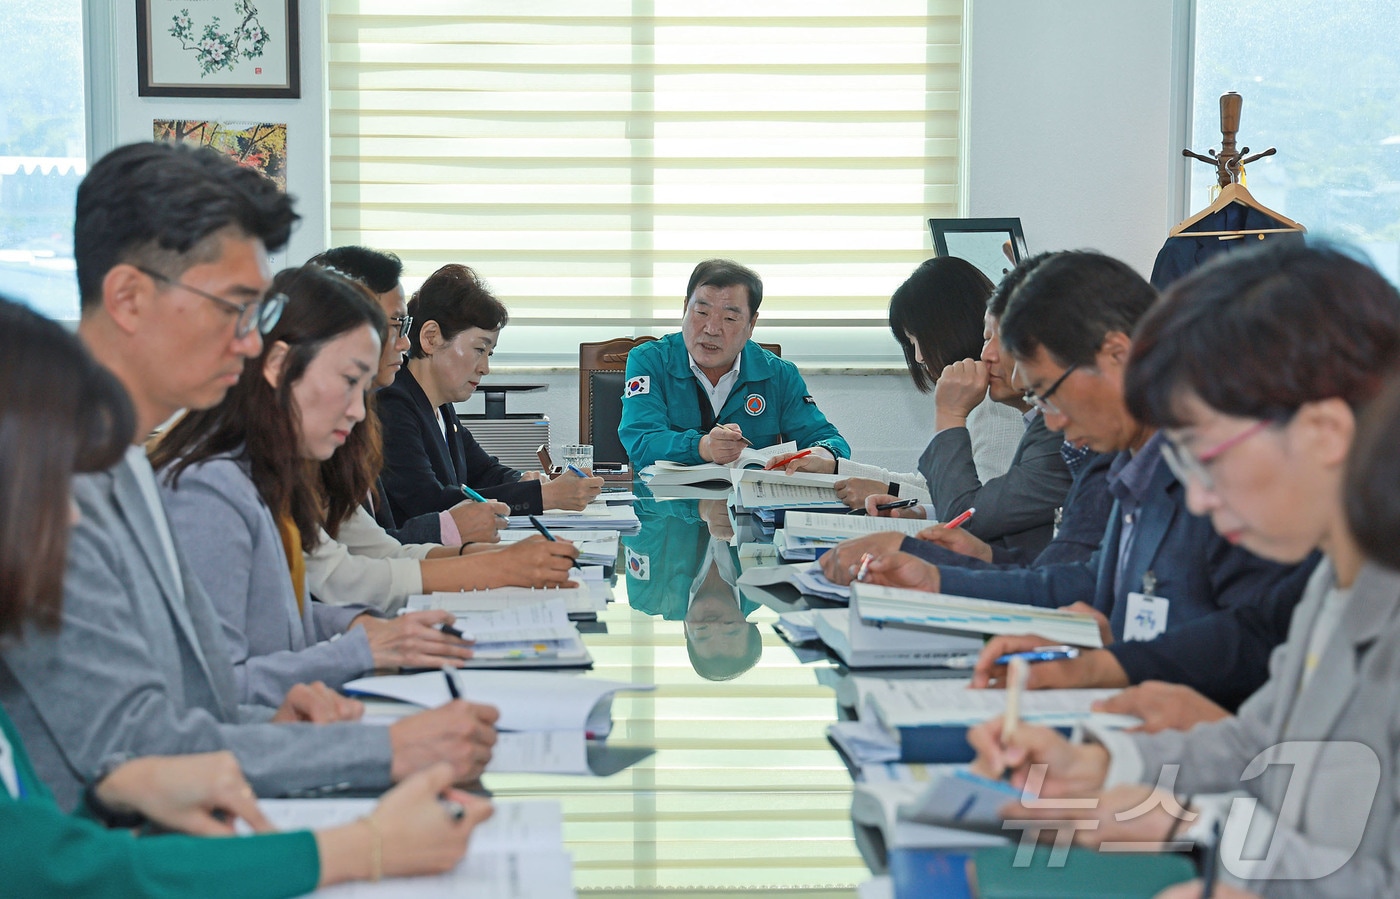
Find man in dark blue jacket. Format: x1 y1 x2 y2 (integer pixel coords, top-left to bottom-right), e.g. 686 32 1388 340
838 251 1317 711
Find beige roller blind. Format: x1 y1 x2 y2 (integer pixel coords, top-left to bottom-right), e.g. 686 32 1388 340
327 2 964 365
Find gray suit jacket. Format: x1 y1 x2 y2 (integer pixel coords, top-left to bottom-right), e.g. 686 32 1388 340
0 456 392 810
159 454 375 707
1129 560 1400 896
918 411 1072 561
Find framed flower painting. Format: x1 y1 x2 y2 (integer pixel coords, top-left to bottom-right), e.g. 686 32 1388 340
136 0 300 98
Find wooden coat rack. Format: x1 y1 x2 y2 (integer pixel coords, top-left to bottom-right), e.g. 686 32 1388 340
1171 91 1304 238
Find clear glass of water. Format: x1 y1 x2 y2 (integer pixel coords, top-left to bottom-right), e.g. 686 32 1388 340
560 443 593 474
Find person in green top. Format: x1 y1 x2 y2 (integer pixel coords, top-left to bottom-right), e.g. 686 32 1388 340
0 295 493 897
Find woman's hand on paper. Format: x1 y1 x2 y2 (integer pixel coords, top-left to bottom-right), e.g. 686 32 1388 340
446 499 509 544
316 763 495 886
272 681 365 724
355 610 475 670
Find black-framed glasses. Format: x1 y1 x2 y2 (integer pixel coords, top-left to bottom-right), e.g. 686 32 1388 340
1023 363 1079 415
388 314 414 339
136 266 286 338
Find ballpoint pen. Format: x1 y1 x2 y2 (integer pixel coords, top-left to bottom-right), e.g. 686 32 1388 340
442 665 461 699
765 448 812 470
994 645 1081 665
461 484 489 503
944 507 976 529
566 463 590 478
855 552 875 582
528 514 557 541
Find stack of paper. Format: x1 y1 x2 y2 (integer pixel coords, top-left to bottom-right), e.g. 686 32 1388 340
734 475 847 513
775 511 929 561
407 581 606 621
248 799 576 898
813 607 984 669
852 583 1106 647
855 677 1133 733
418 599 592 668
497 528 619 566
852 769 1012 852
737 561 850 602
508 502 640 532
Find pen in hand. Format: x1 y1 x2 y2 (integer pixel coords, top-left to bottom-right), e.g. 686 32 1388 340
566 464 589 478
528 514 557 542
766 448 812 470
855 552 875 583
944 507 976 529
995 645 1079 665
442 664 462 700
1002 656 1029 743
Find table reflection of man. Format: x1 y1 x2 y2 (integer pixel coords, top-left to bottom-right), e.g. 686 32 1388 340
623 500 761 681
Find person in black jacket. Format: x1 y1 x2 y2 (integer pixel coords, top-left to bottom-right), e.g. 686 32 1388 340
312 245 507 546
378 264 603 522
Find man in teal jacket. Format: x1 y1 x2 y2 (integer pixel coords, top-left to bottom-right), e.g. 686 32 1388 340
618 259 850 467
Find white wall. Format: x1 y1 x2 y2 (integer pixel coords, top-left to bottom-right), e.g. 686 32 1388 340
966 0 1184 275
91 0 328 269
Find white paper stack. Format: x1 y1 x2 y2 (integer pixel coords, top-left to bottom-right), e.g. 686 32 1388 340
852 582 1106 647
248 799 577 898
639 441 797 487
508 502 640 532
496 528 619 566
407 581 606 620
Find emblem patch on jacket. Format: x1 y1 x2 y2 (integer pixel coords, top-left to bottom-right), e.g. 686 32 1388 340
803 395 816 404
623 376 650 398
745 394 766 416
625 547 650 580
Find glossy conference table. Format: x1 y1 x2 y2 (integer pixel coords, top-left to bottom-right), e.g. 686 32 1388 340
481 492 868 897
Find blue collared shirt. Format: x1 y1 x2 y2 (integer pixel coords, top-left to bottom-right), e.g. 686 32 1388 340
1108 431 1166 599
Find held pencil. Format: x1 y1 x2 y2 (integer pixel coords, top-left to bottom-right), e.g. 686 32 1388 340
943 507 976 530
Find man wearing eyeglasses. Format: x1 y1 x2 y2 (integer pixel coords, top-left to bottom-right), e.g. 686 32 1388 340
618 258 850 468
842 251 1317 715
0 142 499 810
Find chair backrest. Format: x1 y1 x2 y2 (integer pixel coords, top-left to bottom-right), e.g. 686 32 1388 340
579 336 782 463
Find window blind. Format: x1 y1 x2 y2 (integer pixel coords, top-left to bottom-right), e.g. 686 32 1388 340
326 1 964 366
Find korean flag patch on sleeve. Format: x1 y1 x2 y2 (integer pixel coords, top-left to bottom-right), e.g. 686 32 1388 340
624 375 650 398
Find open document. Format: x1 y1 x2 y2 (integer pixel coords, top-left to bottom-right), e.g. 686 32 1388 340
640 441 797 487
246 799 575 899
343 668 654 738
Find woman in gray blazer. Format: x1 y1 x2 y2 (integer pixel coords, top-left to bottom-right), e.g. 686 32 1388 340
153 266 476 706
966 243 1400 897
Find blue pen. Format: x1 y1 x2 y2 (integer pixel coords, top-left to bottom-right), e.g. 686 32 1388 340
566 463 588 478
461 484 488 503
995 645 1081 665
528 514 557 542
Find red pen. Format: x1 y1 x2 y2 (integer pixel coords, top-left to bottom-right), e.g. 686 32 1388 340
943 507 976 529
765 448 813 470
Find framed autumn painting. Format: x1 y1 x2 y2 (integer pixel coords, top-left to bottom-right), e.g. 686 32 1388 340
136 0 300 98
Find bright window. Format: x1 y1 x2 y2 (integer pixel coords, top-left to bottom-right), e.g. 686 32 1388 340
0 0 86 320
326 2 964 365
1192 0 1400 281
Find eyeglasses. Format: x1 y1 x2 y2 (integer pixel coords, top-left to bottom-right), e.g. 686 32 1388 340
136 266 286 338
389 314 414 339
1022 363 1079 415
1161 419 1274 492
